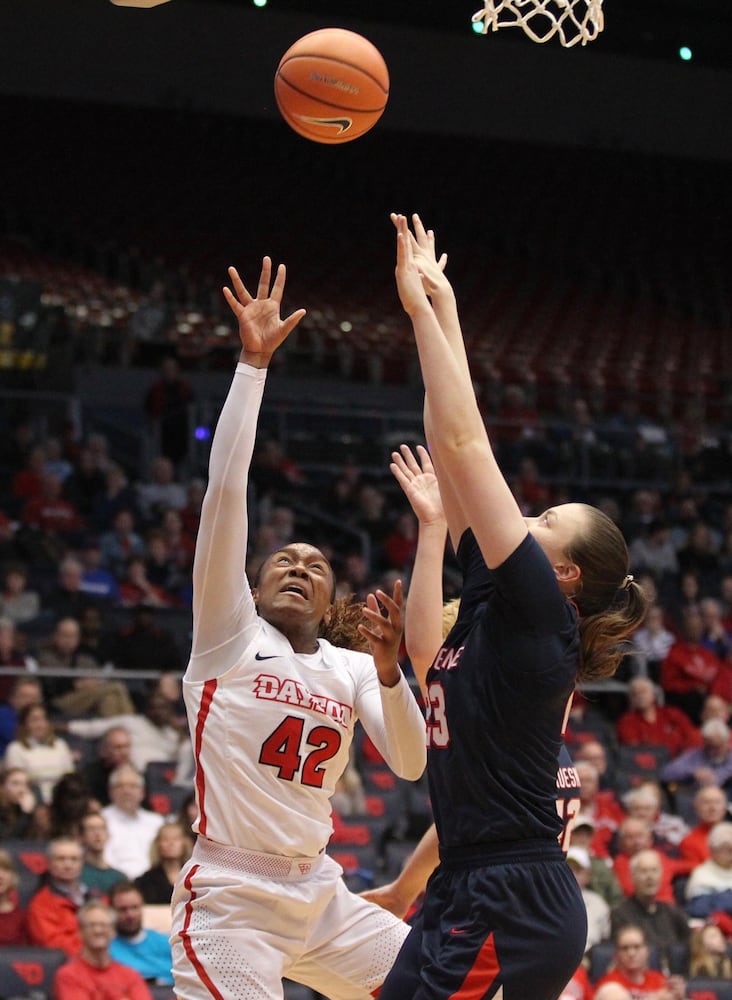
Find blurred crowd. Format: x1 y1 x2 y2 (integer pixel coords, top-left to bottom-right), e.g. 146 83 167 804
1 352 732 998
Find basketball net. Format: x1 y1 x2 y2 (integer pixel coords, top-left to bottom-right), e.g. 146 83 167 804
471 0 604 47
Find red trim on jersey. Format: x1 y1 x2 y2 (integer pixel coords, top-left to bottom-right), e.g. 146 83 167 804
180 863 225 1000
195 678 218 837
449 931 501 1000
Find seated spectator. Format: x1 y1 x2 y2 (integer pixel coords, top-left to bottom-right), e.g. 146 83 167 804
594 924 686 999
105 605 183 674
616 676 700 759
685 820 732 920
566 845 611 952
629 604 676 684
622 781 689 852
688 921 732 978
0 616 38 704
27 835 91 956
628 520 679 583
81 725 133 806
660 718 732 791
609 848 690 971
4 702 75 804
570 814 625 908
0 676 43 756
38 616 135 719
109 880 174 985
575 760 626 859
661 605 722 725
46 555 103 621
700 597 732 661
91 467 142 533
144 529 185 601
78 537 120 605
63 686 186 774
49 771 98 839
135 821 193 905
20 471 84 553
63 446 107 521
118 555 177 608
612 817 683 904
158 507 195 576
99 508 146 579
558 962 594 1000
0 563 40 625
701 693 732 727
102 764 165 879
678 785 731 874
574 739 620 793
79 811 127 896
0 765 42 839
0 847 30 945
566 693 620 755
54 898 153 1000
136 456 187 525
593 986 632 1000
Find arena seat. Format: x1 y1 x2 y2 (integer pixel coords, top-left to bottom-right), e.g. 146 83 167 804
0 946 66 999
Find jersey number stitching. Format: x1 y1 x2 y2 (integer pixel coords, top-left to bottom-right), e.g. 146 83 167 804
259 716 342 787
426 680 450 749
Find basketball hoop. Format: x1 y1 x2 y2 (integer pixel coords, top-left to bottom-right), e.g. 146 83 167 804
471 0 604 47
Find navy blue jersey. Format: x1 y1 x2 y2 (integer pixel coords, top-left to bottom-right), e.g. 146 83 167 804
426 529 579 849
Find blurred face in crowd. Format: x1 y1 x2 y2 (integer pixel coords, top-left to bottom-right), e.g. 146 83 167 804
100 728 132 768
48 839 83 888
79 903 116 956
695 786 729 825
614 928 650 976
53 618 81 654
628 677 656 711
618 818 652 856
108 766 144 815
80 813 109 854
630 850 663 902
111 887 144 937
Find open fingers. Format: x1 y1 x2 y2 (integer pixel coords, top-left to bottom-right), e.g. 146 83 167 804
256 256 273 300
227 266 253 305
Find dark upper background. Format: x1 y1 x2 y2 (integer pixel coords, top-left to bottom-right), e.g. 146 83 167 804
0 0 730 385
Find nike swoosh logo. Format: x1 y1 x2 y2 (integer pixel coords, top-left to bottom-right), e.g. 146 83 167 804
300 115 353 134
255 652 280 661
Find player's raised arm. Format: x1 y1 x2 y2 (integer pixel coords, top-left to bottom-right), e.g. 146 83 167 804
190 259 305 667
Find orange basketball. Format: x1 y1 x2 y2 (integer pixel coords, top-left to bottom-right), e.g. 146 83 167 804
274 28 389 145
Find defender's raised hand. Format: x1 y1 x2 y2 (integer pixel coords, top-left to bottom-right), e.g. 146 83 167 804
224 257 306 368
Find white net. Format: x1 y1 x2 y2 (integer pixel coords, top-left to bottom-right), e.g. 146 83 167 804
471 0 604 47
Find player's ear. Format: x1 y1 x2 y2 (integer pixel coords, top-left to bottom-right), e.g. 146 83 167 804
554 562 581 587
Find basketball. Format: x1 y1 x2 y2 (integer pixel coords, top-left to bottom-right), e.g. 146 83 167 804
274 28 389 145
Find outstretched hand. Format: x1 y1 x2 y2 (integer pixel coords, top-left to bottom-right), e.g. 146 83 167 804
390 444 445 527
390 212 448 298
223 257 306 368
359 580 404 687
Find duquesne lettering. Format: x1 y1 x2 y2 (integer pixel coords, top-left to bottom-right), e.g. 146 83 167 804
432 646 465 672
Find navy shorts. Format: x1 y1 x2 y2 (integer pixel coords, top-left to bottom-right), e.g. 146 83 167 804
380 841 586 1000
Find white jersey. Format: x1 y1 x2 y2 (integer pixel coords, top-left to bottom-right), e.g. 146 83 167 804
184 363 425 859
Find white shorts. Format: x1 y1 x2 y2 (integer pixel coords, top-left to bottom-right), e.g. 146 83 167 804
170 837 410 1000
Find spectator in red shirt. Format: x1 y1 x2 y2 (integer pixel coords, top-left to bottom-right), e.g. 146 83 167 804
661 605 722 724
678 784 731 874
21 471 84 541
27 836 92 956
616 676 700 758
612 817 684 904
0 847 29 945
594 924 685 999
575 760 626 859
54 899 152 1000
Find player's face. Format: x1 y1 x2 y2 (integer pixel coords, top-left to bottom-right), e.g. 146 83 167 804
524 503 588 588
253 543 335 635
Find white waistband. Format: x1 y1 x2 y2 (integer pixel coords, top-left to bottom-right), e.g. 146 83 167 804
193 837 324 882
